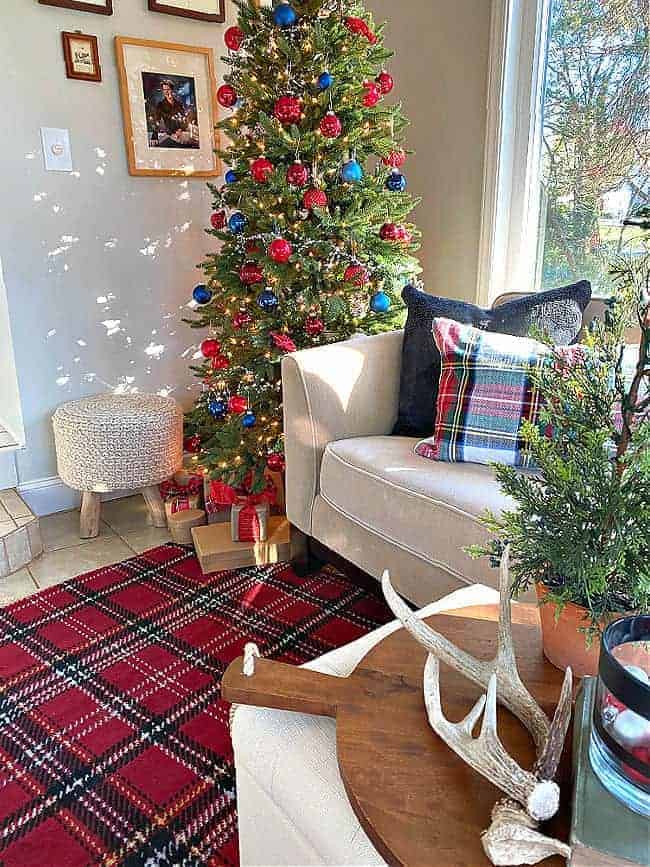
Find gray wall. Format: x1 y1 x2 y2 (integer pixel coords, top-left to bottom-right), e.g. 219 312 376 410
0 0 236 488
1 0 490 492
370 0 491 302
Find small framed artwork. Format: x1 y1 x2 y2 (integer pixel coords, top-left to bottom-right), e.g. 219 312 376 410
115 36 220 178
39 0 113 14
62 32 102 82
147 0 225 23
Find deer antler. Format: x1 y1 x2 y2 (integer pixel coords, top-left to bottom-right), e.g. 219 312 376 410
382 549 573 864
381 552 550 751
535 664 572 782
423 654 559 821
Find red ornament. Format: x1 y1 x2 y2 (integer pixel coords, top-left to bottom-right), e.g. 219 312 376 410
212 354 230 370
183 435 201 454
362 81 382 108
376 70 394 94
200 338 221 358
319 111 342 138
268 237 293 263
233 309 253 329
271 331 297 353
267 452 285 472
345 16 377 43
246 241 261 255
303 188 328 210
239 262 264 285
305 315 324 337
274 95 302 125
210 210 226 230
382 149 406 168
286 161 309 187
379 222 399 241
228 395 248 414
250 157 274 183
224 26 244 51
344 264 369 285
380 223 411 243
217 84 237 108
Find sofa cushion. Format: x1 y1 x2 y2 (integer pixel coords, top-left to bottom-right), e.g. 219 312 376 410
417 318 552 468
319 435 513 584
393 281 592 438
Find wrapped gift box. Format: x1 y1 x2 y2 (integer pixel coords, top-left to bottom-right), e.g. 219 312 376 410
164 494 201 521
159 471 203 523
169 508 206 545
204 478 234 524
205 475 279 525
192 517 301 575
231 501 269 542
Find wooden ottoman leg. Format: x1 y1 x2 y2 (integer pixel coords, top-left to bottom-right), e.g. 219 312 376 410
142 486 167 528
80 491 101 539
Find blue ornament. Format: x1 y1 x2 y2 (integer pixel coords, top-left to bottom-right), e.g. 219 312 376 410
242 410 257 428
192 284 212 305
341 159 363 183
224 169 238 184
370 291 391 313
386 171 407 192
208 398 227 419
273 2 297 27
228 212 247 234
257 289 279 310
317 71 333 90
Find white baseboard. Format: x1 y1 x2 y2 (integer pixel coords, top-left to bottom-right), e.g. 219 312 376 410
18 476 132 517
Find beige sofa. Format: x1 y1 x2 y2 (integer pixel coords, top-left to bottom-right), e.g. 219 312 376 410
281 296 609 607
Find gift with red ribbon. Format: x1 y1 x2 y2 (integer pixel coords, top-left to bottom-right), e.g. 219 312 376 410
230 481 276 542
231 499 270 542
159 471 203 519
205 476 277 528
205 479 238 523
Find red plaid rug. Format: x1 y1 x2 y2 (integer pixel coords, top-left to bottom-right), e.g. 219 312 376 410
0 544 392 866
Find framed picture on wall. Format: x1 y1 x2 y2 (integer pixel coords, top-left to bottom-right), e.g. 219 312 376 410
115 36 220 178
62 32 102 82
147 0 225 23
39 0 113 14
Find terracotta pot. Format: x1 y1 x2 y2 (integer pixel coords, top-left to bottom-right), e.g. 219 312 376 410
535 584 603 678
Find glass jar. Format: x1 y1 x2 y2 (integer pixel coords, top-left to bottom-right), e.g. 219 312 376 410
589 615 650 817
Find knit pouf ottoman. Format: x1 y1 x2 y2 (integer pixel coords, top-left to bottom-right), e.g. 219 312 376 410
53 394 183 539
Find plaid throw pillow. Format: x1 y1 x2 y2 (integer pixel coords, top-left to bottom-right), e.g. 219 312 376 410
393 280 591 437
415 318 550 468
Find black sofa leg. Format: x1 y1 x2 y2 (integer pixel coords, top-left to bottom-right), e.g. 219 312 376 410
291 533 326 577
291 537 385 599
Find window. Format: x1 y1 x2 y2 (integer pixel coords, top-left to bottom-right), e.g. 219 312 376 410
478 0 648 303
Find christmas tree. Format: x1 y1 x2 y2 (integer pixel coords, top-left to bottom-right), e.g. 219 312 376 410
185 0 421 496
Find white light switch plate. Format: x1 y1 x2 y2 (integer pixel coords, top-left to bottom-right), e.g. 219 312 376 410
41 127 73 172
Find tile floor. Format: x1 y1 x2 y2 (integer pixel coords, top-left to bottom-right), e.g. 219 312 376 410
0 495 171 605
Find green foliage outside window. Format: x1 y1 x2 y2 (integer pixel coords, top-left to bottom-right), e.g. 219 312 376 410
539 0 649 295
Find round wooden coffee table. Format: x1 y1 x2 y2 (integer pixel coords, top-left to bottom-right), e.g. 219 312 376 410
223 603 570 866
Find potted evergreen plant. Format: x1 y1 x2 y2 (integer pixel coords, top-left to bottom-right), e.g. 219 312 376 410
469 251 649 676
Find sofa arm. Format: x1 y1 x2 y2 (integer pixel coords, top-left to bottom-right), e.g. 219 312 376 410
281 329 404 535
